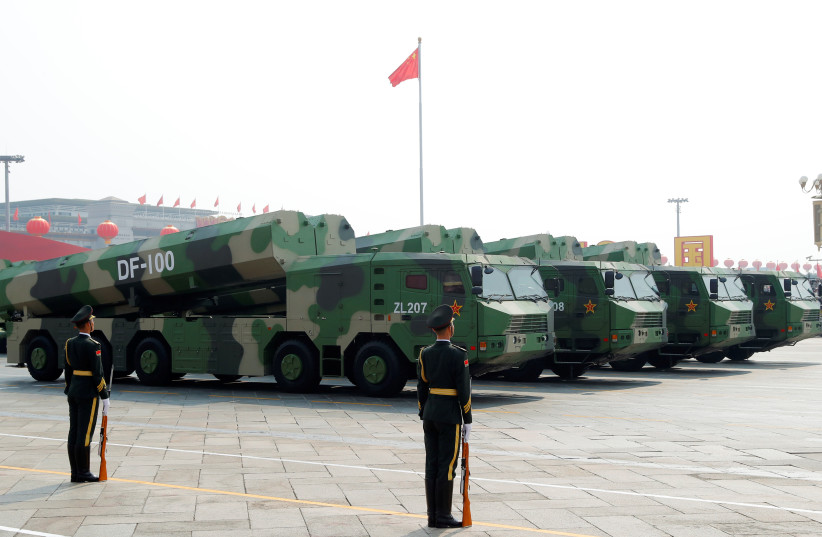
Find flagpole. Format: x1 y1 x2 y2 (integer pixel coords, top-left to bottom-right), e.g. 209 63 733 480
418 37 423 226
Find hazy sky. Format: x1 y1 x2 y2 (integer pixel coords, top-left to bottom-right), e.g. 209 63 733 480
3 1 822 266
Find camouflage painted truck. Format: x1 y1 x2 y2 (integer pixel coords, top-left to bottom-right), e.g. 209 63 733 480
719 269 822 361
485 235 668 379
1 211 553 397
582 242 755 369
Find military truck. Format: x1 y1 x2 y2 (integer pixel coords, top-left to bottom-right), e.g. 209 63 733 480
720 269 821 361
485 235 668 379
1 212 553 397
580 242 756 370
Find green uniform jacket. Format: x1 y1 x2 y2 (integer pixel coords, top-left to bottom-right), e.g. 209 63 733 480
417 341 472 425
64 334 109 400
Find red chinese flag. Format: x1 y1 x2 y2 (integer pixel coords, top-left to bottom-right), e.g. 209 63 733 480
214 196 220 207
388 48 419 87
156 195 164 207
252 203 256 214
13 207 18 221
78 214 82 225
237 202 242 213
138 194 147 205
263 204 269 214
173 197 180 208
190 198 196 209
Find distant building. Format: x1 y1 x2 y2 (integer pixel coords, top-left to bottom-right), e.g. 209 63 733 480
0 197 219 249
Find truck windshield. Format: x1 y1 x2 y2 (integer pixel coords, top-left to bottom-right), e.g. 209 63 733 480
479 266 515 300
703 275 747 300
791 278 816 300
604 270 659 300
508 266 549 300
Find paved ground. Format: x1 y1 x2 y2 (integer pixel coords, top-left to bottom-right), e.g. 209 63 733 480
2 340 822 537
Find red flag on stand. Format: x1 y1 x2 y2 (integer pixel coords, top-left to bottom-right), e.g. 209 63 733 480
214 196 220 208
173 197 180 208
156 195 164 207
237 202 242 213
138 194 147 205
190 199 196 209
262 204 269 214
12 208 18 221
252 203 256 214
388 48 419 87
78 214 82 225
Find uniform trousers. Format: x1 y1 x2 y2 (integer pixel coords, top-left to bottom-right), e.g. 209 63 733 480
67 396 99 449
423 420 461 481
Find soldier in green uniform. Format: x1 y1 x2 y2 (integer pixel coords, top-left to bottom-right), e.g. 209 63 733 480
417 304 472 528
64 305 110 483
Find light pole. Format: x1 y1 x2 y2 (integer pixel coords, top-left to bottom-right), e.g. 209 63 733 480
1 155 25 232
667 198 688 237
799 174 822 249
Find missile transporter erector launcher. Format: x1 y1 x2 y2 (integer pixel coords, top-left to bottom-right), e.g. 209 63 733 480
485 235 668 379
2 213 553 397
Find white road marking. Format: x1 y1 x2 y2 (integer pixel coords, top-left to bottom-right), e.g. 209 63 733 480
0 526 69 537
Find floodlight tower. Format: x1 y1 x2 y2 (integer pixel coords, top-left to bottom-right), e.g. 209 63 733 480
668 198 688 237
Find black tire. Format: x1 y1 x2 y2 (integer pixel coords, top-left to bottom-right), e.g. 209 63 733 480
726 347 754 361
214 374 242 383
353 341 407 397
502 358 545 382
134 337 172 386
26 335 62 381
273 340 321 393
647 356 681 370
609 356 646 372
696 352 725 364
550 363 588 379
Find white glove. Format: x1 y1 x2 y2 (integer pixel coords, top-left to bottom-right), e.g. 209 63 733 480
102 398 110 416
463 423 472 443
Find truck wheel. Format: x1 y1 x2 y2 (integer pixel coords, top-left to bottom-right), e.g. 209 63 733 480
214 374 242 383
609 357 646 372
353 341 407 397
273 340 320 393
26 336 62 381
134 338 172 386
647 356 681 370
696 352 724 364
549 363 588 379
502 358 545 382
726 347 753 361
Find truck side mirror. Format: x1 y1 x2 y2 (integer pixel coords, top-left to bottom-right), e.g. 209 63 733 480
604 270 615 289
470 266 483 287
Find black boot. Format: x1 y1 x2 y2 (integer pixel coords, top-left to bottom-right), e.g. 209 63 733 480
425 478 436 527
435 479 462 528
73 445 99 483
68 444 79 482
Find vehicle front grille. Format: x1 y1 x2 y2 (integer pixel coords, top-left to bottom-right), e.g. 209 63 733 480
505 314 549 334
802 310 820 322
631 312 663 328
728 311 753 325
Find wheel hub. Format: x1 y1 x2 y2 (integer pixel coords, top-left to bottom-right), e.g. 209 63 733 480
281 353 303 380
30 347 47 370
362 355 387 384
140 349 159 374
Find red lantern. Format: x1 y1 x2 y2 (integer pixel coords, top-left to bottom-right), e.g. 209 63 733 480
777 262 788 271
660 255 668 265
738 259 749 269
766 261 776 270
723 259 734 268
160 224 179 236
791 262 800 272
752 260 762 270
803 263 812 272
97 220 119 245
26 216 50 237
712 259 719 267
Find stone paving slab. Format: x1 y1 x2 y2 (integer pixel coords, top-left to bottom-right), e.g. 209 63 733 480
2 339 822 536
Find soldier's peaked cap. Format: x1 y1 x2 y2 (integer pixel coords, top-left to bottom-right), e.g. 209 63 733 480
427 304 454 329
71 305 95 325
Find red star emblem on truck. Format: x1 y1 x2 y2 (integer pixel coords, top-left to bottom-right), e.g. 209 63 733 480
764 300 775 311
584 300 596 314
450 299 462 317
686 300 698 312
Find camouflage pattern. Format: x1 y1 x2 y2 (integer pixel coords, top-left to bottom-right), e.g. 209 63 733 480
3 212 553 396
645 266 756 364
582 241 662 266
720 269 822 360
483 236 667 377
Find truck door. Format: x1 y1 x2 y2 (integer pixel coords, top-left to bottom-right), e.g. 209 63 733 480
440 268 474 346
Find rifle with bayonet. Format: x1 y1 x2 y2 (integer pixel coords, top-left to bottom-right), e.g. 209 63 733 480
461 430 472 527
